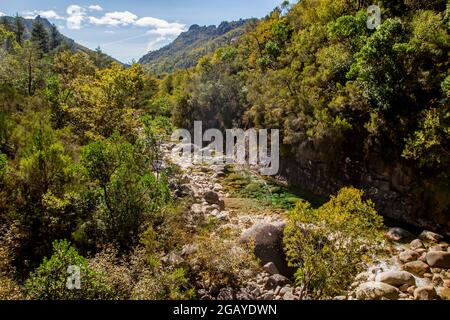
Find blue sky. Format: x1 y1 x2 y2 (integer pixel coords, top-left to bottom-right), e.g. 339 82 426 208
0 0 281 63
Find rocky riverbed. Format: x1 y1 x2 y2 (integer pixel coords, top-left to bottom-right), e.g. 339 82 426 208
163 143 450 300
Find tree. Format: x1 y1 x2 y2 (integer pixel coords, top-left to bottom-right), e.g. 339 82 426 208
49 24 61 51
31 17 49 54
284 187 384 298
25 240 113 300
14 14 25 46
80 134 171 248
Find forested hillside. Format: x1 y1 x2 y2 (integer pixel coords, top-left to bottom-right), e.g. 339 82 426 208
0 15 119 66
158 0 450 231
0 0 449 301
139 19 253 74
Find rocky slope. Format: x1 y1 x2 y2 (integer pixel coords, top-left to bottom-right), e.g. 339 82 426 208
138 19 253 74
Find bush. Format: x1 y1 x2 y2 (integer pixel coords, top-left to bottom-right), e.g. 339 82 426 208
283 187 385 299
25 240 113 300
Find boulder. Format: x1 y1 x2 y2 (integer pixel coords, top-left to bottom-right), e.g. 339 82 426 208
203 191 220 205
402 261 430 276
240 222 293 276
375 271 415 287
264 274 289 290
419 230 443 243
426 251 450 269
283 291 296 300
263 262 280 275
355 282 400 300
438 288 450 300
414 286 437 300
410 239 424 250
399 250 420 263
386 228 415 242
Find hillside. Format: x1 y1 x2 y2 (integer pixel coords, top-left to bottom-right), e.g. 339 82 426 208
138 19 254 73
0 15 118 65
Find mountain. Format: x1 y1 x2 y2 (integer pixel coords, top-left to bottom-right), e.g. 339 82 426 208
0 15 118 65
138 19 255 74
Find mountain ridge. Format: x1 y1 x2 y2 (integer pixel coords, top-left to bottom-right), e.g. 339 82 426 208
138 19 255 73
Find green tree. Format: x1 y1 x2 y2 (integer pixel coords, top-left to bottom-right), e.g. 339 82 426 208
25 240 113 300
31 17 49 54
14 14 25 46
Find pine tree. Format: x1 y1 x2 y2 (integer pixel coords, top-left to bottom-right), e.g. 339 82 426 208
14 14 25 46
49 24 61 51
31 16 49 53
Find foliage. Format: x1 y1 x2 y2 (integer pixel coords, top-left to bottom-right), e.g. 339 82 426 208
25 240 113 300
284 187 385 298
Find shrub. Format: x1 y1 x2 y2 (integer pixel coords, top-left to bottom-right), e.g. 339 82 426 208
25 240 113 300
284 187 385 299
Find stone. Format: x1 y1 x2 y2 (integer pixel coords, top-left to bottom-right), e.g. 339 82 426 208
283 291 296 300
399 250 420 263
426 251 450 269
333 296 347 300
432 274 444 287
264 274 289 290
402 261 430 276
203 191 221 205
386 228 415 242
263 262 280 275
444 279 450 288
162 252 183 265
375 271 415 287
217 287 235 300
414 286 437 300
429 245 444 252
438 288 450 300
419 230 444 243
279 286 291 297
180 244 198 257
274 286 281 296
190 203 203 215
240 222 292 276
355 282 400 300
407 285 416 295
410 239 424 250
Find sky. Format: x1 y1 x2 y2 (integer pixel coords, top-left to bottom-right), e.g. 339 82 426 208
0 0 281 63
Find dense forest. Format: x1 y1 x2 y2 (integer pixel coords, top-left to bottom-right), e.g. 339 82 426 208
0 0 449 301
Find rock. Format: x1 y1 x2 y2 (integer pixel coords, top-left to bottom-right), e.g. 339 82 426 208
262 292 274 300
240 222 292 276
410 239 425 250
355 272 371 283
432 274 444 287
402 261 430 276
438 288 450 300
333 296 347 300
263 262 279 275
279 286 291 297
203 191 220 205
355 282 400 300
414 286 437 300
180 244 198 257
217 287 235 300
190 203 203 215
426 251 450 269
407 285 416 295
274 286 281 296
429 245 444 252
419 230 443 243
283 291 296 300
386 228 415 242
399 250 420 263
444 279 450 288
264 274 289 290
375 271 415 287
161 252 183 265
216 212 230 221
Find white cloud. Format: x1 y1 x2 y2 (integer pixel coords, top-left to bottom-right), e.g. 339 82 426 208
0 11 5 17
66 5 86 30
88 5 103 12
104 30 115 34
89 11 137 26
147 36 168 51
23 10 64 20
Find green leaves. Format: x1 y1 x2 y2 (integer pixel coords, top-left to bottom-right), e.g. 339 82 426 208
284 187 385 298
